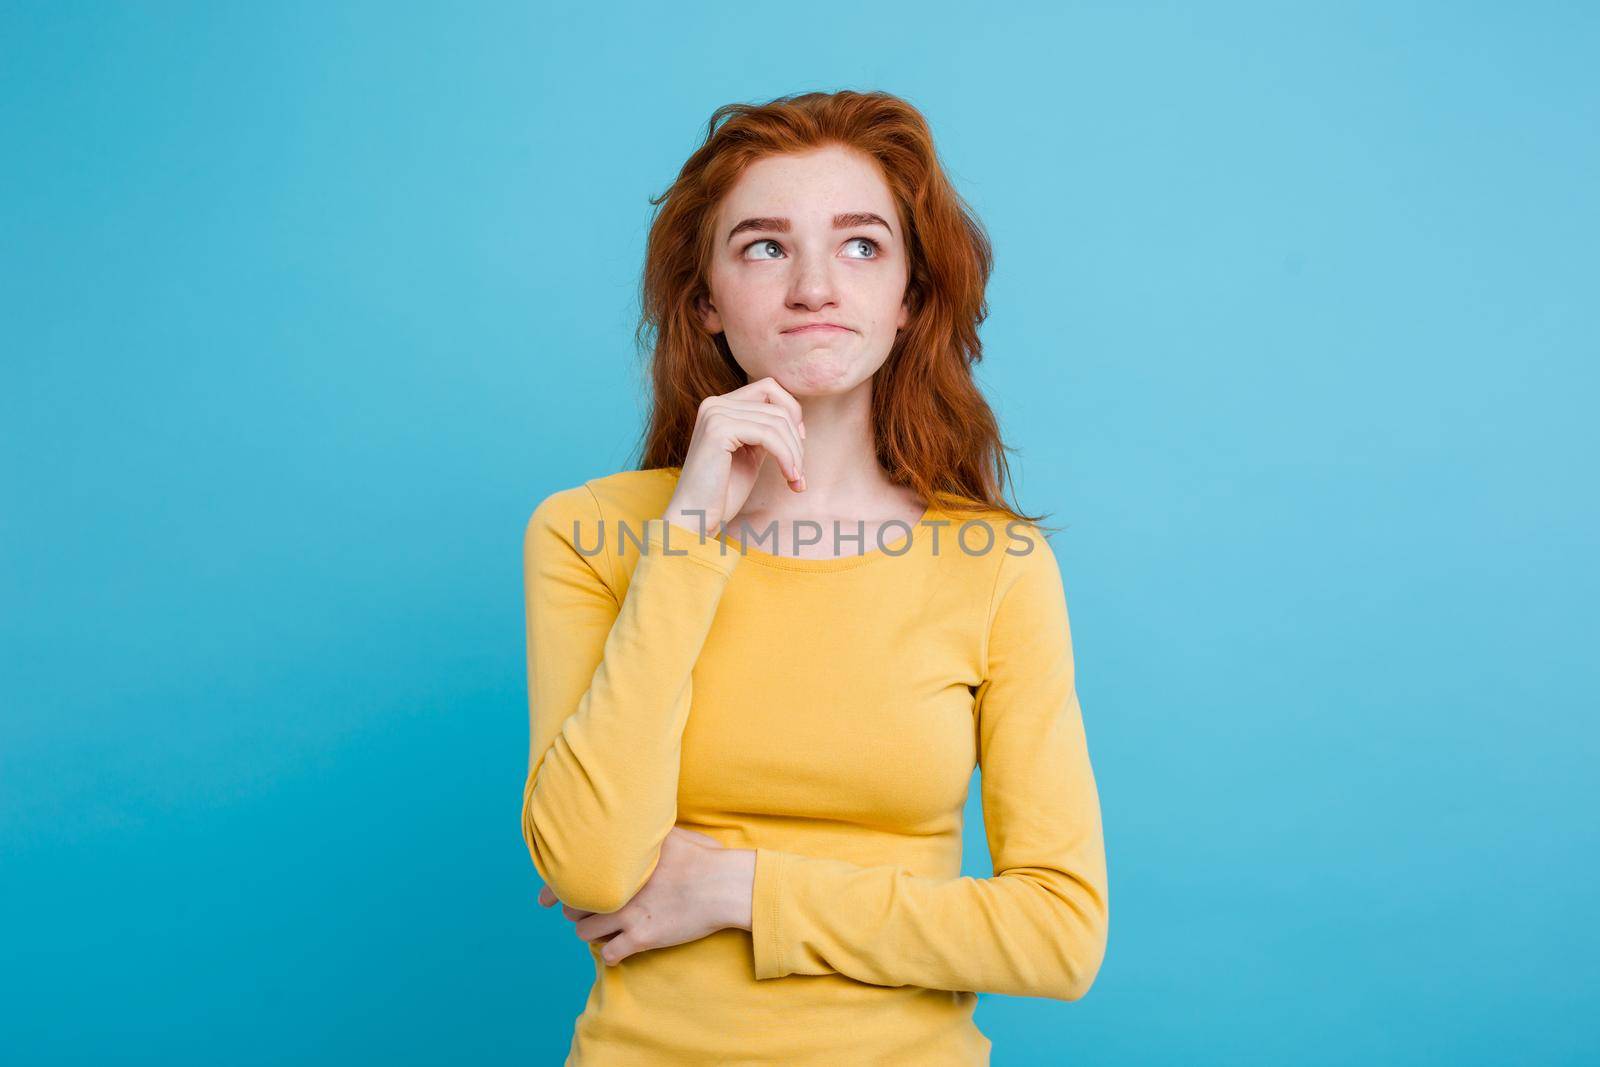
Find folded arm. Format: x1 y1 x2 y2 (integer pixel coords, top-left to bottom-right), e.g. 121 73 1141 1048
520 486 740 914
749 530 1109 1001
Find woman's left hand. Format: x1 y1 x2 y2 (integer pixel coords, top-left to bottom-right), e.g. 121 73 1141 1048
536 827 757 965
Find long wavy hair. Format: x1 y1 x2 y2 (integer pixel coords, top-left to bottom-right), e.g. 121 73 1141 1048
630 89 1050 529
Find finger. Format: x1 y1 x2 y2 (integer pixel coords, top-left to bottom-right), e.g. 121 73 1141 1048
713 395 806 457
538 885 558 907
600 931 636 966
695 395 806 491
704 396 800 476
574 910 626 943
731 376 806 440
561 903 594 921
701 398 804 471
703 410 804 486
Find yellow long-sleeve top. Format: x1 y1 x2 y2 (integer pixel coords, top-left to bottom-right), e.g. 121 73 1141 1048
521 467 1109 1066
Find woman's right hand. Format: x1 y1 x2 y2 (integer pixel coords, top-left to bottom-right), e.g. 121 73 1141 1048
663 376 807 538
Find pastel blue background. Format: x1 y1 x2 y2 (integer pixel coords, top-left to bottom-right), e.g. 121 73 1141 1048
4 2 1596 1064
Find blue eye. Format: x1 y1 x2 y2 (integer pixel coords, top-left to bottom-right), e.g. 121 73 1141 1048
741 236 885 260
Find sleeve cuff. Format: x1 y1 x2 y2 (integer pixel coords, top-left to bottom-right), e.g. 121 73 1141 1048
750 847 789 980
645 517 741 576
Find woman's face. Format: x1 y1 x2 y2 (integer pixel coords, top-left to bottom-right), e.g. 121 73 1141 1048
698 144 911 396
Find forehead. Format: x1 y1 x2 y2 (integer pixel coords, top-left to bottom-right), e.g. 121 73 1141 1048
717 145 896 223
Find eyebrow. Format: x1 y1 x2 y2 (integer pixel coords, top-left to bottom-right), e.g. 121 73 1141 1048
726 212 894 245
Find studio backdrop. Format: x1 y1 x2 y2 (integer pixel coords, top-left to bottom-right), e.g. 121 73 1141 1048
3 3 1596 1065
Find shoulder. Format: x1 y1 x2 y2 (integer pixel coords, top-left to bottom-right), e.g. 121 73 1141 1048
930 500 1057 587
979 514 1068 649
524 468 681 590
583 466 679 529
990 510 1062 590
527 467 678 534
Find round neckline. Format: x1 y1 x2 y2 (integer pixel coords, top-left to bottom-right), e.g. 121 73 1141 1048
715 499 943 573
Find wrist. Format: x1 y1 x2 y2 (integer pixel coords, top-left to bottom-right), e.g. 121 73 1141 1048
662 498 722 539
713 848 757 931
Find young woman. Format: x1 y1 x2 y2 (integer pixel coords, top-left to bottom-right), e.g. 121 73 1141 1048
521 90 1108 1065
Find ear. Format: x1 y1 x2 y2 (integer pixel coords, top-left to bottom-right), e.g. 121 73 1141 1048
896 295 910 331
696 293 723 333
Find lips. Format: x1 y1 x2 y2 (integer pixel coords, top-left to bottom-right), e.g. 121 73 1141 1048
783 324 851 334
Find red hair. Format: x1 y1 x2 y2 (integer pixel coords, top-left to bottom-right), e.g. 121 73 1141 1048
630 89 1049 528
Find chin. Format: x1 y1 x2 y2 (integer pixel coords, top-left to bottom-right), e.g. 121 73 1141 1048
780 354 868 394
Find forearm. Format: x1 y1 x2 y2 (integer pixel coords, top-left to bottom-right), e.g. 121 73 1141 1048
747 844 1108 1001
522 505 741 914
522 686 695 914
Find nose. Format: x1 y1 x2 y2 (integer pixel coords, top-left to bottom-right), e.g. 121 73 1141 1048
785 249 840 311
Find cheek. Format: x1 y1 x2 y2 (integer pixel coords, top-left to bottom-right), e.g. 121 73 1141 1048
715 276 768 332
869 272 907 316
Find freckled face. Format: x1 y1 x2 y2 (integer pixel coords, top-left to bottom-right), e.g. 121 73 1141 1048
698 145 911 395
